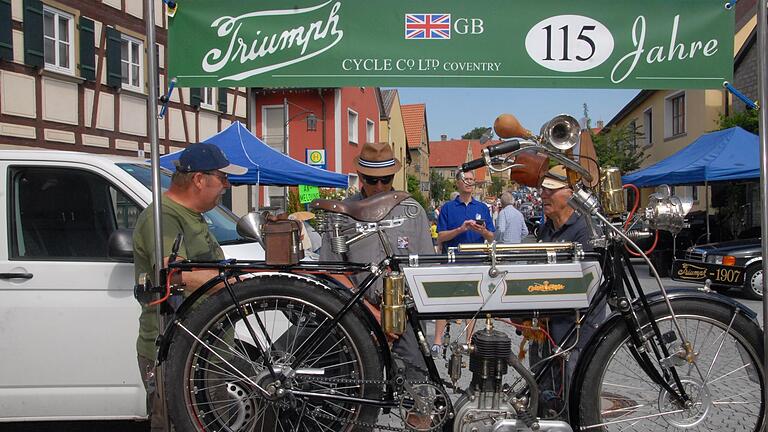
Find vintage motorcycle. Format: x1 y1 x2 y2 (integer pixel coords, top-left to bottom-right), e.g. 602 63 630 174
139 114 765 432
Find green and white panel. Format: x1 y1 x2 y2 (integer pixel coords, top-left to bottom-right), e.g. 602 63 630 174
404 261 601 314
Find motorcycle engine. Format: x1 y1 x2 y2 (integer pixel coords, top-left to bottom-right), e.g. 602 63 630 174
454 328 517 431
452 326 574 432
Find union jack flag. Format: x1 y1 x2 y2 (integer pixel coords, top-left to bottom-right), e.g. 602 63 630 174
404 14 451 40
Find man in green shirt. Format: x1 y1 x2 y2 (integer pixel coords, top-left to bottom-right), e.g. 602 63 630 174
133 142 246 430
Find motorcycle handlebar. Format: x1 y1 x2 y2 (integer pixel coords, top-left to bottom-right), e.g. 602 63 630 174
460 139 521 172
486 139 521 157
461 158 486 172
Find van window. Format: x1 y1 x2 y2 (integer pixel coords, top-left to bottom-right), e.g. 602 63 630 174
9 167 141 260
117 163 245 245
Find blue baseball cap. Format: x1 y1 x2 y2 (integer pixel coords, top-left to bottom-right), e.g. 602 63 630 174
174 142 247 175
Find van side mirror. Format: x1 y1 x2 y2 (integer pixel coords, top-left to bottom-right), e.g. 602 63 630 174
108 229 134 263
237 212 266 248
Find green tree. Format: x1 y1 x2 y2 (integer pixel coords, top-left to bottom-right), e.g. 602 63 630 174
429 171 455 204
462 127 490 140
488 175 505 198
718 109 759 134
593 124 648 173
407 174 431 212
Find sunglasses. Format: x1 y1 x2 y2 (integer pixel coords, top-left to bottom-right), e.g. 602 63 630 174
203 171 228 182
362 174 394 185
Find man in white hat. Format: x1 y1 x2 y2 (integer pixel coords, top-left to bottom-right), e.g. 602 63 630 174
538 165 591 249
533 165 598 417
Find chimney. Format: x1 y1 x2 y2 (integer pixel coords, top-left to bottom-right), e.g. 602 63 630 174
596 120 604 129
441 134 447 141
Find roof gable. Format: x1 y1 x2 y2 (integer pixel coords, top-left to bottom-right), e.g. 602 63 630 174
429 139 472 167
401 104 427 149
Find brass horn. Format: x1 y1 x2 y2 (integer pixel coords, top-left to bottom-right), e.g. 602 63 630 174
540 114 581 151
493 113 581 151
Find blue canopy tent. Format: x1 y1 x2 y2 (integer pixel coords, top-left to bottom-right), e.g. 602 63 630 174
622 127 760 187
159 121 349 188
622 126 759 242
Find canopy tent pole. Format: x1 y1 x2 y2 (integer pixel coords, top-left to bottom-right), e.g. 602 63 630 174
246 88 258 212
758 0 768 411
705 181 710 243
144 0 170 430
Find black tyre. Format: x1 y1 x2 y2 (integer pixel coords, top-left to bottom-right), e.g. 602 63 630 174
578 298 764 431
742 263 763 300
165 276 384 431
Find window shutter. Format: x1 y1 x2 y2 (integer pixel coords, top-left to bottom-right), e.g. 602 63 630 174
105 27 122 88
190 88 201 109
218 88 228 113
22 0 43 68
79 17 96 81
0 0 12 60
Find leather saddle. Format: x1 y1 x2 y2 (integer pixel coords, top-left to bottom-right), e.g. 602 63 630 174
310 191 411 222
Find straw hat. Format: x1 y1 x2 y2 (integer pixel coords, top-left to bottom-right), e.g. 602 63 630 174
353 142 401 176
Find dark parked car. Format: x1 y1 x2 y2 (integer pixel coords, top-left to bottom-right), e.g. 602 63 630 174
674 238 762 299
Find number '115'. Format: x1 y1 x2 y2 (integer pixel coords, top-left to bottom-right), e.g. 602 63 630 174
543 25 596 61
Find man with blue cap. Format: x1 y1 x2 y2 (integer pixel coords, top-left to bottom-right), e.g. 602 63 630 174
132 143 246 431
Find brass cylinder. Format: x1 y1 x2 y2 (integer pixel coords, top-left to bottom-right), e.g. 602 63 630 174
599 167 626 216
382 272 406 335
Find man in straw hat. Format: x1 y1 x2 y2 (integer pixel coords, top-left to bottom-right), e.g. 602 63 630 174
320 142 434 427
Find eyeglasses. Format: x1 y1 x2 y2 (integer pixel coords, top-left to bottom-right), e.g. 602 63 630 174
461 177 476 186
362 174 394 185
203 171 228 182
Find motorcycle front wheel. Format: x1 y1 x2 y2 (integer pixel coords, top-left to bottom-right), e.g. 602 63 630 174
164 276 384 432
578 298 765 431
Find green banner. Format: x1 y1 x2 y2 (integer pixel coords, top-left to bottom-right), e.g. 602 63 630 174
168 0 733 89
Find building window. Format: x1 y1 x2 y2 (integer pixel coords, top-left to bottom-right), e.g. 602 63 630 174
665 92 686 138
121 35 143 92
348 109 359 143
43 6 74 74
263 105 286 153
200 88 216 110
643 108 653 146
366 119 375 143
628 120 638 150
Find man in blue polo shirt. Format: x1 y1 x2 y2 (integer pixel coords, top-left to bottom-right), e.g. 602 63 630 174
431 170 494 355
437 170 495 249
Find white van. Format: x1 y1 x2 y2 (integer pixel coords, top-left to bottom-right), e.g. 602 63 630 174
0 150 264 422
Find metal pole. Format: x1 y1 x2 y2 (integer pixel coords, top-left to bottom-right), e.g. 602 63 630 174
705 180 710 243
145 1 170 430
758 0 768 416
247 88 260 211
284 97 289 210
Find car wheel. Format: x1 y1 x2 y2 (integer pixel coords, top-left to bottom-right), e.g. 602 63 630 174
742 263 763 300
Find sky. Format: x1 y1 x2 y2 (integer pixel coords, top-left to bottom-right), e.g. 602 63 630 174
394 88 640 140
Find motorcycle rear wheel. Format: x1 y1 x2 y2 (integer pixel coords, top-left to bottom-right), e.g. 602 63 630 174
578 298 765 431
164 276 384 432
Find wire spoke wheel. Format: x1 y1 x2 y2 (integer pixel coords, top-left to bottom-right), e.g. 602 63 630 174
165 277 383 431
578 298 764 431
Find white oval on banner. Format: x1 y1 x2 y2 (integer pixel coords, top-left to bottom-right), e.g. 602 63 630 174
525 15 614 73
